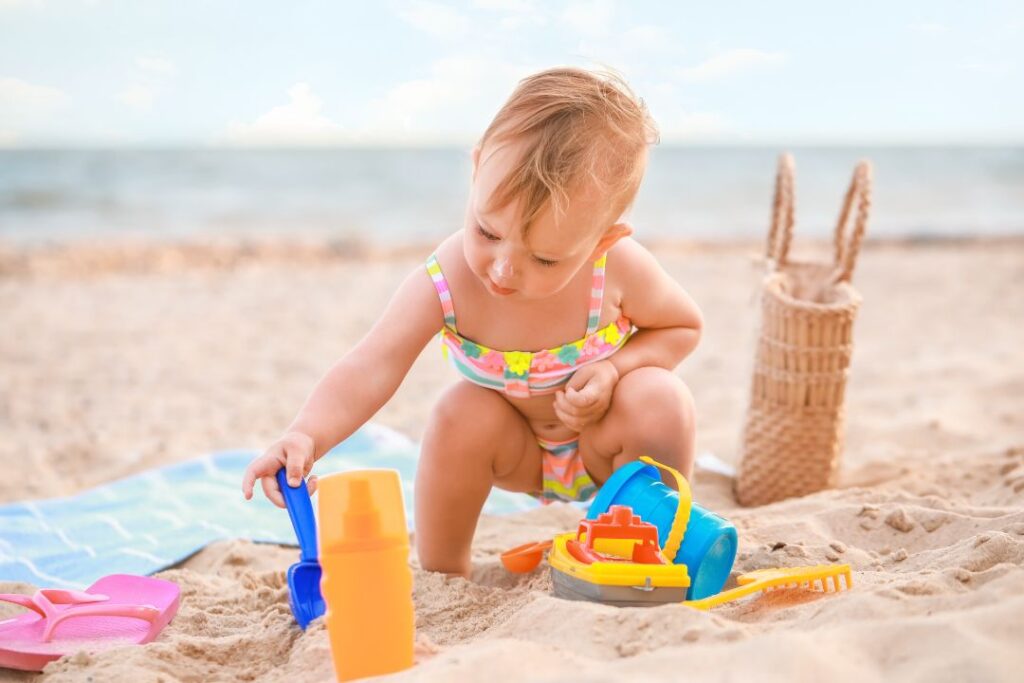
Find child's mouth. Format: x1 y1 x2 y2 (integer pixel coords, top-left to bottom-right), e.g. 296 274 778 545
487 277 517 296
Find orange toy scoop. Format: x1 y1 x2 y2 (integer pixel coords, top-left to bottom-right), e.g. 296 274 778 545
501 540 553 573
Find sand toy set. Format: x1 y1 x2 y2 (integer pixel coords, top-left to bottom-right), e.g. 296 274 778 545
502 456 852 610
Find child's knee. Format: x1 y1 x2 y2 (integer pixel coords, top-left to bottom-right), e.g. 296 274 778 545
422 382 515 473
427 383 504 439
614 367 695 433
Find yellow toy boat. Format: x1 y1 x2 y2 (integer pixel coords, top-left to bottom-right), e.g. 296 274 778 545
548 505 691 606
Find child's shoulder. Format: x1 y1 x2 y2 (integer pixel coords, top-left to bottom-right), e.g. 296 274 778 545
606 236 662 284
431 230 469 278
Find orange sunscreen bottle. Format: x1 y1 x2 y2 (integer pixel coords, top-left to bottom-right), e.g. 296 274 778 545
317 470 414 681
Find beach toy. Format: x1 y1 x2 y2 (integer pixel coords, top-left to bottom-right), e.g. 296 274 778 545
501 539 552 573
548 505 691 606
318 469 414 682
588 456 738 600
0 574 180 672
684 564 853 610
275 468 324 629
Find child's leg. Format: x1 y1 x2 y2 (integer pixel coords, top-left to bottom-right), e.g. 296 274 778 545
415 381 544 577
577 367 696 486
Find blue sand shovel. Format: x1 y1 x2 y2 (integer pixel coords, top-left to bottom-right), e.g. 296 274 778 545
275 468 325 629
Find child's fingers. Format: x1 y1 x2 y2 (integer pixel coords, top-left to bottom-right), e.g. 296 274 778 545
307 475 319 497
285 448 309 487
259 475 286 508
555 394 583 422
241 465 257 499
561 393 604 425
242 457 276 499
553 402 584 432
565 386 597 407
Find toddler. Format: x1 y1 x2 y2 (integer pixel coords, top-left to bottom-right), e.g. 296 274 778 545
242 67 703 577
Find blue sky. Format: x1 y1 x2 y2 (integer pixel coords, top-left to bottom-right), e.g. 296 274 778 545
0 0 1021 147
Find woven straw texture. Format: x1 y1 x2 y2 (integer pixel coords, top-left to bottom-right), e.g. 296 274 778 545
735 153 872 506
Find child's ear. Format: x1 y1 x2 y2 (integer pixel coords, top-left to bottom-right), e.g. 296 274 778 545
589 223 633 259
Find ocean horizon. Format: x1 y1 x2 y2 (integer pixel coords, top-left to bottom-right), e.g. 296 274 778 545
1 145 1022 245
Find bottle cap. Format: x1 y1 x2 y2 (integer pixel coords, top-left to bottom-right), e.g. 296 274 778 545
318 469 409 553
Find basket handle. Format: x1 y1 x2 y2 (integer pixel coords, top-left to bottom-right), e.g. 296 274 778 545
830 160 873 283
765 153 796 268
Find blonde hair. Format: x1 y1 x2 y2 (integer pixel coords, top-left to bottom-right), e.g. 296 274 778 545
478 67 659 236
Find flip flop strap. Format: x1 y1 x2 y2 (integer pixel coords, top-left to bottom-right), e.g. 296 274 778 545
0 589 106 617
0 593 42 616
0 590 159 642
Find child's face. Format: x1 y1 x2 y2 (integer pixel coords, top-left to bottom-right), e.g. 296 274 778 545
464 138 627 301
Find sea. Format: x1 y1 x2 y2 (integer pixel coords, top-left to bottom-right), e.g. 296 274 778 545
0 146 1021 245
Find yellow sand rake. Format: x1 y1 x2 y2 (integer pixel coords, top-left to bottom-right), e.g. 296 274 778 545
684 563 853 610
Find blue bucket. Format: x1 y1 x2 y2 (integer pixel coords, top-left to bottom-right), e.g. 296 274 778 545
588 460 737 600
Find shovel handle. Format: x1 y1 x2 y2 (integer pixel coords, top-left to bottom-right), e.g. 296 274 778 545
276 468 318 563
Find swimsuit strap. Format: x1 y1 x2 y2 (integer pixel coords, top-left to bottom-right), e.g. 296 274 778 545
425 254 458 333
585 253 608 335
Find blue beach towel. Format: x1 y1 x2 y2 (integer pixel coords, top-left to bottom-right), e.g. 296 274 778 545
0 424 540 589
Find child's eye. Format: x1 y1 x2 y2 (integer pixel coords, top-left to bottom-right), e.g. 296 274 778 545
476 225 500 241
534 256 558 267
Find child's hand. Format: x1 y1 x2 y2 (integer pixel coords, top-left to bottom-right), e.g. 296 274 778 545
553 360 620 433
241 431 318 508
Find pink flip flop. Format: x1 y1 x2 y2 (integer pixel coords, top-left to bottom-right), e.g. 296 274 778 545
0 574 180 672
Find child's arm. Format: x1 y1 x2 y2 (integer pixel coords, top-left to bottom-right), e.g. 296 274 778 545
606 239 704 375
242 264 442 506
554 240 703 431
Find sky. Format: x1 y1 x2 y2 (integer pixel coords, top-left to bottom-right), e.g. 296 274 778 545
0 0 1021 147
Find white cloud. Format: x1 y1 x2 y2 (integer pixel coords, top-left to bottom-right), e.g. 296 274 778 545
660 111 730 141
117 84 158 110
561 0 614 37
473 0 536 9
469 0 545 30
677 48 786 82
910 22 949 35
222 83 346 146
0 78 67 143
955 59 1010 74
499 13 547 30
472 0 535 10
0 77 67 107
137 56 178 77
361 56 532 143
620 25 674 53
395 0 471 38
572 23 681 79
0 77 68 114
116 56 177 110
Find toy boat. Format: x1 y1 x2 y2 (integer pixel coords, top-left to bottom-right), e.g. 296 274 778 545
548 505 690 607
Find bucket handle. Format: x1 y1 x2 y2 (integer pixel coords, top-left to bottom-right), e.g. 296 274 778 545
638 456 692 564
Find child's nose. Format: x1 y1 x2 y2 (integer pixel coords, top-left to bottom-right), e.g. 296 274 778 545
490 255 516 282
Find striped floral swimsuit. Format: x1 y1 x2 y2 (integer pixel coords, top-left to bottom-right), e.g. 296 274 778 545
425 253 634 503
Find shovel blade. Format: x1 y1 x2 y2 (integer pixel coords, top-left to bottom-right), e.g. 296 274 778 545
287 561 325 629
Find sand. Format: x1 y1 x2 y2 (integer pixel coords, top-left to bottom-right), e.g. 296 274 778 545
1 237 1023 682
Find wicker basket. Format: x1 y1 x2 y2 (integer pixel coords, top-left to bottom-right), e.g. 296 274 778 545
734 153 873 506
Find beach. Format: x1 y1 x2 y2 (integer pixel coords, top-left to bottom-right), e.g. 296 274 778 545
2 236 1023 682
